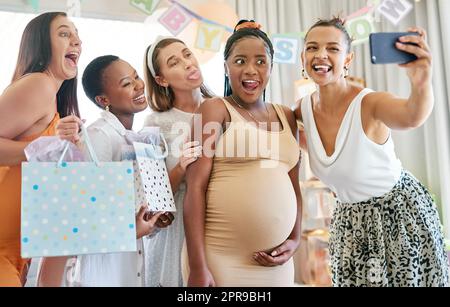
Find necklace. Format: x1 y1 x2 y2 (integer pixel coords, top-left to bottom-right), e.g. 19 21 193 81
229 95 270 125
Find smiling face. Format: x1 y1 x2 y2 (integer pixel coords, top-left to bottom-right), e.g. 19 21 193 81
46 15 82 81
303 26 353 86
225 37 272 103
155 42 204 92
97 60 147 115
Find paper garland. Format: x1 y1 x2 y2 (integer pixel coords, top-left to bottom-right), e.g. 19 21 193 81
130 0 161 15
146 0 414 56
195 23 225 52
158 3 193 36
378 0 414 26
272 35 302 64
28 0 416 64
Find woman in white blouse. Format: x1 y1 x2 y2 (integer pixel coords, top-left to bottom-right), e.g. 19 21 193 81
41 55 170 287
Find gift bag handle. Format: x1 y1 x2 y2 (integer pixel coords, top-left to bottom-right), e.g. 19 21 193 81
58 124 100 167
144 133 169 160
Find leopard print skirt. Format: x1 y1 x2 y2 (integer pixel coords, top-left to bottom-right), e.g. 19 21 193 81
329 170 449 287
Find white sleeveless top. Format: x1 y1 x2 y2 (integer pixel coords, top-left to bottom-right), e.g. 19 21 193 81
301 88 402 203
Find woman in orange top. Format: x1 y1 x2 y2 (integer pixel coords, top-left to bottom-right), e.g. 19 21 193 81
0 12 82 287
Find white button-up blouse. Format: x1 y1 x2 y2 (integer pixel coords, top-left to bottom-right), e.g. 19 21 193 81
75 111 144 287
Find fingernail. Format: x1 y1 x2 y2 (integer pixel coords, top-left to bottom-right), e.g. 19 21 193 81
271 251 278 256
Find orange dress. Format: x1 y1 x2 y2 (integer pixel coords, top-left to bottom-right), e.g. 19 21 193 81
0 114 59 287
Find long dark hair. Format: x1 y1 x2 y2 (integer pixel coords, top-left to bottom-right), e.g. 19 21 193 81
143 38 214 112
223 19 274 97
12 12 80 118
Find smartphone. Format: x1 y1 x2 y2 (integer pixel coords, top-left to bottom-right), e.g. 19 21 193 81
369 32 420 64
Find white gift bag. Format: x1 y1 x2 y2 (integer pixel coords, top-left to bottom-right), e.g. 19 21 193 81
133 136 176 213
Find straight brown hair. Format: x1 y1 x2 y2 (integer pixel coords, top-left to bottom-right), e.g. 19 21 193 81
12 12 80 118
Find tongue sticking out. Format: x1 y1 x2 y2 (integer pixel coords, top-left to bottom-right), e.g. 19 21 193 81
243 81 259 91
187 70 201 81
314 65 332 74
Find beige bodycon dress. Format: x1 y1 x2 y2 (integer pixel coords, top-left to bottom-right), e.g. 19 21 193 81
191 99 300 287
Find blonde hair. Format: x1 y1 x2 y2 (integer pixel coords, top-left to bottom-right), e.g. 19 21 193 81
143 38 214 112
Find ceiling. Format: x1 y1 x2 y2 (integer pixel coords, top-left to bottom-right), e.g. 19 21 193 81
0 0 212 22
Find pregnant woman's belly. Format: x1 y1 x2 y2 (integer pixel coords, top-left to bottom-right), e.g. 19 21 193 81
205 162 297 255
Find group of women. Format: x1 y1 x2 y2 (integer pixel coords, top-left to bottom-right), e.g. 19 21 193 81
0 12 448 287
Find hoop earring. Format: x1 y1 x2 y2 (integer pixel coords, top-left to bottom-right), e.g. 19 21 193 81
302 69 309 80
344 67 349 78
164 87 170 97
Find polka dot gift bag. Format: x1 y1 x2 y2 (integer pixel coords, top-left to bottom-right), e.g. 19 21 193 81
132 135 176 214
21 125 137 258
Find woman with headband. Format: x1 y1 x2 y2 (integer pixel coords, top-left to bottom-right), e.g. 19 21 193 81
142 37 214 287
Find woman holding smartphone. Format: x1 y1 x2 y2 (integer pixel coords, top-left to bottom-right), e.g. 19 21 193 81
294 17 449 287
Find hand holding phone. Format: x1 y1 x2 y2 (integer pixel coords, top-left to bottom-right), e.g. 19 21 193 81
370 32 420 65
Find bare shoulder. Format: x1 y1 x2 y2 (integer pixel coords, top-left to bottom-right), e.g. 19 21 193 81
362 90 398 110
199 97 227 112
9 73 55 93
198 97 229 121
276 104 297 135
278 104 295 121
0 73 57 138
2 73 56 109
